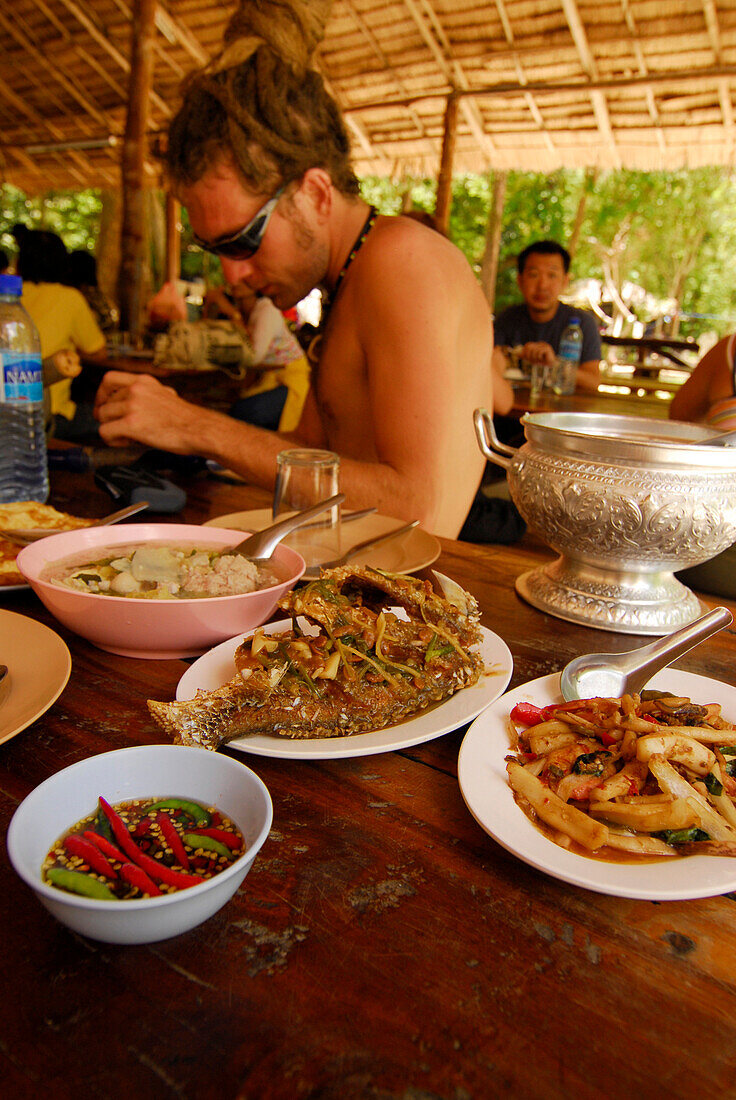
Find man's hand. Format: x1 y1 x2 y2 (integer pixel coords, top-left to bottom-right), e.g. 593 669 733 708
520 341 556 366
94 371 202 452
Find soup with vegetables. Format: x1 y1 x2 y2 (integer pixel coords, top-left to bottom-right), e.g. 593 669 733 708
42 542 281 599
43 795 246 900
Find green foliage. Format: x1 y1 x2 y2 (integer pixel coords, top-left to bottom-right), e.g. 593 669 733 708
362 167 736 337
0 184 102 259
5 168 736 339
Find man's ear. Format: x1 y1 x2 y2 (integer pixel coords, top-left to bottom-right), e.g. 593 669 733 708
297 168 333 222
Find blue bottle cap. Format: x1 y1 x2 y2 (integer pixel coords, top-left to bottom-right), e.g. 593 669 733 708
0 274 22 295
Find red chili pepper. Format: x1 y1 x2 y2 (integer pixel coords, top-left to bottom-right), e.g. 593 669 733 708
510 702 545 726
97 797 203 890
597 729 618 747
186 827 243 851
83 830 127 862
64 834 118 879
119 862 162 897
627 776 640 795
157 813 191 870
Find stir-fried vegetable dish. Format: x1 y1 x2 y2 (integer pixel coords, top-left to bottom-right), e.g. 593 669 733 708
43 795 245 900
506 691 736 860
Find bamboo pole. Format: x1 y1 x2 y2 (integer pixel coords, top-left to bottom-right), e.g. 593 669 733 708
165 192 181 285
480 170 508 311
117 0 156 341
435 94 458 235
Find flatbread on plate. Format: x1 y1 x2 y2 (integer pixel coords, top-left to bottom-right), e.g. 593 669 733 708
0 502 92 587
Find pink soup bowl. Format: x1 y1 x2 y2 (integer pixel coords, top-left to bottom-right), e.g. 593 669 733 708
16 522 305 659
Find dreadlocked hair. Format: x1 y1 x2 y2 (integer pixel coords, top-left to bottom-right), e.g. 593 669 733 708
166 0 359 197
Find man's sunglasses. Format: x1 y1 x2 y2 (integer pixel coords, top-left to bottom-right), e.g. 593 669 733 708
192 186 285 260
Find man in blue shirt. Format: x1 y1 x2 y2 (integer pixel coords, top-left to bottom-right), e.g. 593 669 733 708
493 240 602 392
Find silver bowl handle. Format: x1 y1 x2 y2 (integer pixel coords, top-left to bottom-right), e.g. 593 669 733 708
473 408 517 470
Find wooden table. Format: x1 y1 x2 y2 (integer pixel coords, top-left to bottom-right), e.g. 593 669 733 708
509 383 673 420
601 334 700 372
2 467 736 1098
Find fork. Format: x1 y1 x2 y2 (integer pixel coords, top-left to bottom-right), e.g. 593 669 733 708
303 519 419 577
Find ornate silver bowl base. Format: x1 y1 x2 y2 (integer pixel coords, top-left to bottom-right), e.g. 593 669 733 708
516 557 705 635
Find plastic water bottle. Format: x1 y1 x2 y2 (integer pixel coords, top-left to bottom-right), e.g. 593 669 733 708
553 316 583 395
0 274 49 503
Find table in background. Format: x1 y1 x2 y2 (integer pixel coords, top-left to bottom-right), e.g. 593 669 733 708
2 466 736 1097
80 350 243 415
509 382 673 420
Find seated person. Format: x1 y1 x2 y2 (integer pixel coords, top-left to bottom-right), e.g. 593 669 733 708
66 250 118 333
669 333 736 429
15 228 106 438
92 0 492 539
493 240 602 393
203 282 310 432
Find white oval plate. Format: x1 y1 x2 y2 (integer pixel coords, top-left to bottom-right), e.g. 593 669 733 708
458 669 736 901
0 609 71 746
204 509 441 576
176 619 512 760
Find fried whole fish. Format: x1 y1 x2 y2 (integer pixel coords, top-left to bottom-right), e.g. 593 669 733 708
148 566 484 749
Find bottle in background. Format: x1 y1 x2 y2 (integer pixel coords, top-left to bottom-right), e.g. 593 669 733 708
553 316 583 395
0 274 49 503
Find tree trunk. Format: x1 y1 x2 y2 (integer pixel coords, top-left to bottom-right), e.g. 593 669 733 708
435 94 458 235
568 168 598 259
479 170 507 311
96 189 122 320
117 0 156 342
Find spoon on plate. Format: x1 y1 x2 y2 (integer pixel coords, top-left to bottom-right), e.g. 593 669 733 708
560 606 733 701
0 501 151 545
229 493 345 562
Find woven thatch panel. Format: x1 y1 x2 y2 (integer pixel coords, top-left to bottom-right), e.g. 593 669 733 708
1 0 735 193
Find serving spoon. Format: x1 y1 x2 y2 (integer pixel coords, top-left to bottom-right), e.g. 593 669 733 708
0 501 151 546
560 605 733 701
229 493 345 562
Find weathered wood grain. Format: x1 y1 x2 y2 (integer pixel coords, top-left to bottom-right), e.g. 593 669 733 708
2 468 735 1099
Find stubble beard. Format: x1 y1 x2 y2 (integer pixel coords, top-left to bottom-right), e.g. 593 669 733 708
275 204 330 310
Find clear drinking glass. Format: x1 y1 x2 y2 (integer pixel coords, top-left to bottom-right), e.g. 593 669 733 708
529 361 548 396
272 448 341 567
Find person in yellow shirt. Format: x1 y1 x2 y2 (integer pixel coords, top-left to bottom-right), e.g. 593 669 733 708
15 228 106 432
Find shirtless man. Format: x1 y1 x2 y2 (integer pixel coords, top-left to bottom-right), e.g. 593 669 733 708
94 3 492 539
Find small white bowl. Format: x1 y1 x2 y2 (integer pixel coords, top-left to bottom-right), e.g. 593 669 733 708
7 745 273 944
16 523 305 658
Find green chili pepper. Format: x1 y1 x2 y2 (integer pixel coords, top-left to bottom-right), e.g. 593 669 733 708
704 772 724 796
46 867 117 900
182 833 234 859
660 827 710 845
425 633 454 661
146 798 211 825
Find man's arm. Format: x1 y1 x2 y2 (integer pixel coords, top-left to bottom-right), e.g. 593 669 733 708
491 346 514 415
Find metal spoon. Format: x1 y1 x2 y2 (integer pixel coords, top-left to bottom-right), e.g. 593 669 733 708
229 493 345 562
560 605 733 701
703 429 736 447
0 501 151 545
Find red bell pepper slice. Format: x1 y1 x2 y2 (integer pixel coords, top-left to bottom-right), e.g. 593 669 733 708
509 702 546 726
64 834 117 880
157 812 191 870
119 862 162 897
97 797 203 890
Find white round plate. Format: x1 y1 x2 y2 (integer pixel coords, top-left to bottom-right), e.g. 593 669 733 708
204 509 441 575
0 609 71 746
176 618 512 759
458 668 736 901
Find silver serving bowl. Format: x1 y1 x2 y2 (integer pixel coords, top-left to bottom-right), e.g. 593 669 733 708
475 409 736 634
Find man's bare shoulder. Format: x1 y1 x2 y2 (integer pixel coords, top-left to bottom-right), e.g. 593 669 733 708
356 215 485 312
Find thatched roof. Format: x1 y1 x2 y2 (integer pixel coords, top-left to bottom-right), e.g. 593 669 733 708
3 0 736 194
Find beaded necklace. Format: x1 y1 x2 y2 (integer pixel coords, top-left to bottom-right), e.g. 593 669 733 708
330 205 378 303
307 206 378 366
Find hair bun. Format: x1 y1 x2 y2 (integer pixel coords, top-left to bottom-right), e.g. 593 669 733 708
224 0 333 73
